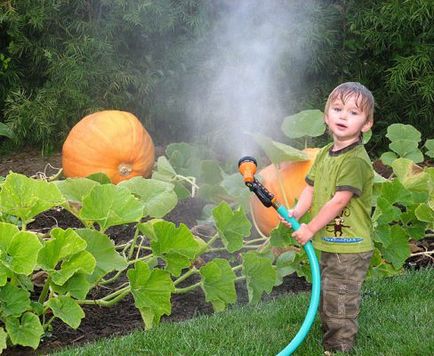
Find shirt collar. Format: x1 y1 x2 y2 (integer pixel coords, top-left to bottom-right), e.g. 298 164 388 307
328 138 362 156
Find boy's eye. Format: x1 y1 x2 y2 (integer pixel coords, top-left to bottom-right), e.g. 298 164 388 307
333 107 341 112
351 111 360 115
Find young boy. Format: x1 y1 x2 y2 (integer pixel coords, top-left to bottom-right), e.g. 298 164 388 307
283 82 375 353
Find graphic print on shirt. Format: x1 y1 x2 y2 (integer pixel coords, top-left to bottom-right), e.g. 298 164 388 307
326 207 350 237
322 207 363 244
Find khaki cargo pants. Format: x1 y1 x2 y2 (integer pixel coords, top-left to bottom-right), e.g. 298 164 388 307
320 251 373 352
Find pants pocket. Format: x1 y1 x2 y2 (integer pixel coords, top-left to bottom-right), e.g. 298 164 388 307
321 278 362 319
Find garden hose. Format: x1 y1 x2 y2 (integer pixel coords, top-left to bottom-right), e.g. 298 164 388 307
238 156 321 355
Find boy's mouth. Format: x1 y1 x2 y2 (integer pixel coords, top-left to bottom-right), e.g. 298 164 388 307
336 123 347 129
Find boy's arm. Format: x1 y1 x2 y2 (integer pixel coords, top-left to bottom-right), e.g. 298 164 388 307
292 185 314 220
293 190 353 245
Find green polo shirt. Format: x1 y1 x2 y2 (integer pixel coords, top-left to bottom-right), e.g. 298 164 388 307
306 140 374 253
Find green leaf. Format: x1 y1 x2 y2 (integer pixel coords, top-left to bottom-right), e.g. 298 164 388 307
54 177 99 205
212 202 251 253
0 122 14 139
86 172 111 184
424 139 434 158
415 203 434 223
200 160 224 185
0 327 7 354
379 225 410 269
0 173 65 223
79 184 144 231
0 284 31 317
119 177 177 218
38 228 87 270
270 223 296 247
147 221 206 277
127 261 174 330
391 158 431 192
5 312 44 349
51 250 96 286
386 123 421 142
52 273 91 300
372 196 401 225
76 229 128 285
275 250 297 285
281 109 325 138
200 258 237 312
389 141 424 163
251 133 308 164
381 179 413 205
152 156 177 181
380 151 398 166
0 223 42 275
46 296 85 329
242 251 276 303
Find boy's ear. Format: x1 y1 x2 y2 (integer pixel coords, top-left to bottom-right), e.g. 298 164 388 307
361 119 373 133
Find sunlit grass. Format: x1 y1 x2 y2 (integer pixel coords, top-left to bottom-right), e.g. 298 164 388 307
54 268 433 356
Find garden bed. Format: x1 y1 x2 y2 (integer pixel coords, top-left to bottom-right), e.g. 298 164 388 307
0 149 432 355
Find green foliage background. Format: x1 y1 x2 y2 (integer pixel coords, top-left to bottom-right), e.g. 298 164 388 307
0 0 433 152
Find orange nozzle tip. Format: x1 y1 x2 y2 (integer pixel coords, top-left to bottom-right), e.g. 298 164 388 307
239 161 257 182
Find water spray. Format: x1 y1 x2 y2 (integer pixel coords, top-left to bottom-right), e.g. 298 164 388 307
238 156 321 355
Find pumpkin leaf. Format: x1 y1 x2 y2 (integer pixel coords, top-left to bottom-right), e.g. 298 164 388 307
377 225 410 269
119 177 178 218
86 172 111 184
250 133 308 164
386 123 422 142
127 261 174 330
0 173 65 224
212 202 251 253
270 223 297 247
76 229 128 285
5 312 44 349
275 250 297 285
51 273 91 300
424 139 434 158
281 109 325 138
380 151 398 166
50 250 96 286
200 258 237 312
391 158 431 192
147 221 206 277
46 296 85 329
79 184 144 231
54 177 99 209
0 284 31 318
38 228 87 270
242 251 276 303
415 203 434 224
0 223 42 275
0 327 6 354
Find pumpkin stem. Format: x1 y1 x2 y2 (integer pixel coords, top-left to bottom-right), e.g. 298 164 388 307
118 163 133 176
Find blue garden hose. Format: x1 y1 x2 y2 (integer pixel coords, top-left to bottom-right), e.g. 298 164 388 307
275 206 321 356
238 156 321 355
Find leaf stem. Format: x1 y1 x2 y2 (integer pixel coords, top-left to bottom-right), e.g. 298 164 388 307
38 276 51 304
127 226 140 259
173 267 198 286
174 281 201 294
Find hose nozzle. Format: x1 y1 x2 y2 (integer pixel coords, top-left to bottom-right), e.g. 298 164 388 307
238 156 257 183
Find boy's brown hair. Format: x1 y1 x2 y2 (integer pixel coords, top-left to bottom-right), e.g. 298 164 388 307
324 82 375 122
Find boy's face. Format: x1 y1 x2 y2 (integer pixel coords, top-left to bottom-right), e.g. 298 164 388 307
324 95 372 144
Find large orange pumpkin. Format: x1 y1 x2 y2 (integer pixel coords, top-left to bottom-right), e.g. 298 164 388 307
62 110 155 184
250 148 320 236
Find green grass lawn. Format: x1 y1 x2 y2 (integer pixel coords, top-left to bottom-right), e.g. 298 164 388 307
54 268 433 356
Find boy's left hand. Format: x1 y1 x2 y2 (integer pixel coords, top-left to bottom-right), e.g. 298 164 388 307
292 223 314 245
